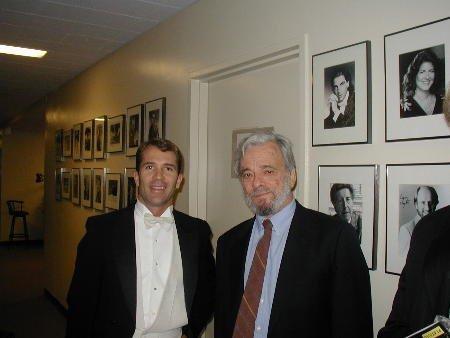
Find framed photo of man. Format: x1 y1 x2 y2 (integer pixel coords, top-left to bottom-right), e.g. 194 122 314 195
144 97 166 141
385 18 449 142
386 163 450 275
107 115 125 153
93 116 106 159
61 169 71 200
71 168 81 205
62 129 73 157
82 120 94 160
55 129 63 162
124 168 137 207
55 169 62 201
126 104 143 156
72 123 82 160
318 164 379 270
81 169 92 208
312 41 371 146
105 172 122 210
93 168 106 211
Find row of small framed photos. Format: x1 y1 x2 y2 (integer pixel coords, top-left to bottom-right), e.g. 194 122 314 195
317 162 450 275
312 17 449 146
55 168 137 211
55 97 166 161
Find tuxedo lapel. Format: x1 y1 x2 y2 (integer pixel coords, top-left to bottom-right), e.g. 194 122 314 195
174 211 197 314
112 206 137 320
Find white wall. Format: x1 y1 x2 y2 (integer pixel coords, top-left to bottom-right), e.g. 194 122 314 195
37 0 450 334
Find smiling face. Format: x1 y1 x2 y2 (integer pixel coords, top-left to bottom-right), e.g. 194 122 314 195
239 141 296 217
134 146 183 216
332 74 350 102
415 61 435 93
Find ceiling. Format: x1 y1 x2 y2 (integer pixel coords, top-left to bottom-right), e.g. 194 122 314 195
0 0 197 128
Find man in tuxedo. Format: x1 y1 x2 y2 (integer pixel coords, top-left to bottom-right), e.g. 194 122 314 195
215 131 373 338
324 67 355 129
66 139 215 338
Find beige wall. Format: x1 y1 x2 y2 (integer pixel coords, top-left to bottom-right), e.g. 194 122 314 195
35 0 450 334
1 110 45 241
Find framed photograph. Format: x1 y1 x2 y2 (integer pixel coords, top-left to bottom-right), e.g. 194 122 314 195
94 116 106 159
82 120 94 160
81 169 92 208
55 129 63 162
385 18 449 142
318 165 379 270
105 172 122 210
55 169 62 201
386 163 450 275
107 115 125 153
71 168 81 205
144 97 166 141
126 104 143 157
93 168 106 211
61 169 71 200
312 41 371 146
72 123 82 160
124 168 137 207
231 127 274 178
62 129 73 157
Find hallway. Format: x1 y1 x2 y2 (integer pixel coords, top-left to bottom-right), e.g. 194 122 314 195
0 243 66 337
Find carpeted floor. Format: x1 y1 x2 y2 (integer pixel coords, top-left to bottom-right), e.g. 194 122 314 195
0 243 66 338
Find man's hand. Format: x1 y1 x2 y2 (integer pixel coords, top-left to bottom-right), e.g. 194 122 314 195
329 93 339 115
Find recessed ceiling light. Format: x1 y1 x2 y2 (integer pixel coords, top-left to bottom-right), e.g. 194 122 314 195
0 44 47 58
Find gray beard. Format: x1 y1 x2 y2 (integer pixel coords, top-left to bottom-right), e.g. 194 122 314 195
244 176 292 216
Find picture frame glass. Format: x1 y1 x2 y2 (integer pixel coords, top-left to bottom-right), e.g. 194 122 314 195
126 105 143 156
105 173 121 209
107 115 124 153
93 169 105 211
94 117 106 159
144 98 165 141
82 120 94 159
81 169 92 207
73 124 82 160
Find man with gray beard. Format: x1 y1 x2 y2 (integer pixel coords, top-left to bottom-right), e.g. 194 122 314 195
215 131 373 338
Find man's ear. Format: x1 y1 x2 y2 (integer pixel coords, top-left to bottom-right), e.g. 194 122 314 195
289 169 297 190
133 171 140 188
176 173 184 189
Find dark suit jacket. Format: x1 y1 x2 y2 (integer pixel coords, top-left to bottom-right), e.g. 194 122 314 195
215 201 373 338
324 91 356 129
66 205 215 338
378 205 450 338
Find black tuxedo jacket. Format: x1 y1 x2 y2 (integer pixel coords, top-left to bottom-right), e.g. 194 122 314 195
66 205 215 338
378 205 450 338
215 201 373 338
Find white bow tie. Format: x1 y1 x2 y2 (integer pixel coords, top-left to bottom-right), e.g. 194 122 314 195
143 213 175 229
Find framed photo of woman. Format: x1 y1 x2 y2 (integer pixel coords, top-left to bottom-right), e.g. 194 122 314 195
385 18 449 142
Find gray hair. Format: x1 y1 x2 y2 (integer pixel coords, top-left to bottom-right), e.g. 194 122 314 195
233 131 296 177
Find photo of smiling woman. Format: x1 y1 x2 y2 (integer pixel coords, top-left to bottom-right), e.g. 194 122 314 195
399 45 445 118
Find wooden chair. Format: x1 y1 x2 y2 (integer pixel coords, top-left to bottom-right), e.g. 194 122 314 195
6 200 29 241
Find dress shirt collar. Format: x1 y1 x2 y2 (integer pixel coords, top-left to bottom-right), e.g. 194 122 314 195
135 200 174 231
255 199 296 234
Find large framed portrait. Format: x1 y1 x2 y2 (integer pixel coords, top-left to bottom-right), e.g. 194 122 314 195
82 120 94 160
126 104 143 157
144 97 166 141
73 123 83 161
105 172 122 210
312 41 371 146
385 18 449 142
93 168 106 211
71 168 81 205
124 168 137 207
81 168 92 208
55 129 63 162
62 129 73 157
107 115 125 153
55 169 62 201
231 127 274 178
318 165 379 270
61 168 71 200
386 163 450 275
93 116 106 159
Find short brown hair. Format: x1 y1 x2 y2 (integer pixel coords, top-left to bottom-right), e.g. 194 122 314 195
135 139 184 173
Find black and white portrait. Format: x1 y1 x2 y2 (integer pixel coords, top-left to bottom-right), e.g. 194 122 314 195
110 123 121 145
323 62 356 130
329 183 363 243
84 126 92 151
73 128 81 159
96 124 103 151
399 45 445 119
83 175 90 201
148 109 160 140
127 177 136 206
95 175 102 204
129 114 139 148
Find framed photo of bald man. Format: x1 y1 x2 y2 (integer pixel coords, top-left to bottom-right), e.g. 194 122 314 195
385 18 450 142
312 41 371 146
386 163 450 275
318 165 379 270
